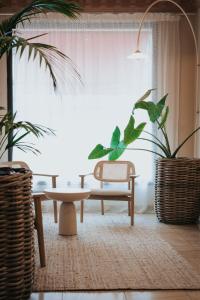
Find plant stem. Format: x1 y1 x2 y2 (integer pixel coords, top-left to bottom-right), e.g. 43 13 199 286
137 137 170 157
143 130 164 145
156 120 171 156
171 126 200 158
123 147 165 158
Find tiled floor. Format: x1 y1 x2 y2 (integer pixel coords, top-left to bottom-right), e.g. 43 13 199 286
30 214 200 300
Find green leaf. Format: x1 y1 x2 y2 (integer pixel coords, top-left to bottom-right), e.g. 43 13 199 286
134 95 168 123
134 122 146 139
110 126 120 148
0 111 54 158
1 0 81 35
124 116 135 145
135 101 158 122
159 106 169 129
124 116 146 145
157 94 168 118
108 141 126 161
171 126 200 158
88 144 112 160
6 131 30 148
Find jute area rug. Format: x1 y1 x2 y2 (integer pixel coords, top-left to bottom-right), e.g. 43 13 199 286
33 213 200 291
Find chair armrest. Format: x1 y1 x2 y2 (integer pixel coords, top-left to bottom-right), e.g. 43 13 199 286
129 175 139 193
129 175 139 179
33 174 59 188
33 173 59 178
79 173 93 188
79 173 93 178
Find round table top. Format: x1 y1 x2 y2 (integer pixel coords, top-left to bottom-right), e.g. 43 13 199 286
44 188 91 202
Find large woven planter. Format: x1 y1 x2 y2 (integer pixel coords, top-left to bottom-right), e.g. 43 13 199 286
0 170 34 300
155 158 200 224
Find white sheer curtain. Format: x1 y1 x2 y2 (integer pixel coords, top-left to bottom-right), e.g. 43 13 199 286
13 13 180 213
154 17 180 152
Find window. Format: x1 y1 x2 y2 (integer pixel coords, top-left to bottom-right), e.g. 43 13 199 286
13 14 154 211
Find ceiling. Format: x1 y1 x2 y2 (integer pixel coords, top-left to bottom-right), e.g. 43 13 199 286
0 0 198 14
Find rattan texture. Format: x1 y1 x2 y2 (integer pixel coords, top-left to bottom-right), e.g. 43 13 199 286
0 171 34 300
155 158 200 224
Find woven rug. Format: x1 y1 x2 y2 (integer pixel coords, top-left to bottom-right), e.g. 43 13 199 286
33 213 200 291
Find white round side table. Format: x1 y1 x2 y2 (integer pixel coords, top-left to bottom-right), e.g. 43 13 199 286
45 188 90 236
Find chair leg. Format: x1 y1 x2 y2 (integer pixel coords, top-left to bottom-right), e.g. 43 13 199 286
80 200 84 223
128 201 131 216
53 200 58 223
101 200 104 215
34 196 46 267
130 199 134 226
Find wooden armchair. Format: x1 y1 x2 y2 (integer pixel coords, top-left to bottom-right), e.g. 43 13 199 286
79 160 138 225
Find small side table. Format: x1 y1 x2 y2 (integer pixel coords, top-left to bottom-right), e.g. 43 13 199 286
44 188 90 236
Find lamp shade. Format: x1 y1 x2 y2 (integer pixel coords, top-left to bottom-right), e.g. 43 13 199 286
127 50 147 60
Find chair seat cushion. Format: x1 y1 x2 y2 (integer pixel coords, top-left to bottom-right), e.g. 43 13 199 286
90 189 131 196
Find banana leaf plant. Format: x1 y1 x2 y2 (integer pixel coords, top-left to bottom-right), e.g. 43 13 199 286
0 0 81 159
88 89 200 160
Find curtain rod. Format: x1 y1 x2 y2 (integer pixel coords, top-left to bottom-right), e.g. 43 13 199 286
15 28 152 32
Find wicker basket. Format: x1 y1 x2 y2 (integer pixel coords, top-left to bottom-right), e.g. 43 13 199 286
155 158 200 224
0 170 34 300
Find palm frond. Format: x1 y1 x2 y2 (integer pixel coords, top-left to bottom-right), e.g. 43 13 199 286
0 1 81 89
0 0 81 35
0 35 80 88
6 142 41 156
0 111 55 158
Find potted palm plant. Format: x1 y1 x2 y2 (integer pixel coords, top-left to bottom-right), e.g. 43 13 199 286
88 89 200 224
0 1 81 299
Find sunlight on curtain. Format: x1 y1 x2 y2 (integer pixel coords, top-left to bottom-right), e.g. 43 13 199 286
13 13 180 213
154 17 180 153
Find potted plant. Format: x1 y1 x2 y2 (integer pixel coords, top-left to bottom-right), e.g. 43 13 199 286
0 1 81 299
88 89 200 224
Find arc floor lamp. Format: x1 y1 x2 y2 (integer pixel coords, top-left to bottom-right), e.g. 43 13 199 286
130 0 200 155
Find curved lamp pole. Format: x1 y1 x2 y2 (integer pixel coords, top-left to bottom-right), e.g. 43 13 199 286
134 0 199 66
132 0 200 155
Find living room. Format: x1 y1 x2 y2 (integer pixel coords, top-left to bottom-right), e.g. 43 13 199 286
0 1 200 300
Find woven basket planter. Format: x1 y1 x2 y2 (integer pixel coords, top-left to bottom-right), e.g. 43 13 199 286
0 170 34 300
155 158 200 224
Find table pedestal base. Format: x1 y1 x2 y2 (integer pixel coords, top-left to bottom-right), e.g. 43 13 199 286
59 202 77 236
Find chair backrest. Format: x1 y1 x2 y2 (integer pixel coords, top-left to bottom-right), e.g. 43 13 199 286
0 161 30 170
93 160 135 183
